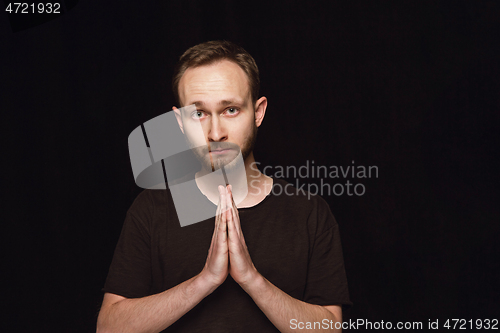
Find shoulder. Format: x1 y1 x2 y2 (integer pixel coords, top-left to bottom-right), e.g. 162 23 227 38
271 178 332 206
270 178 337 227
266 179 338 244
126 189 172 223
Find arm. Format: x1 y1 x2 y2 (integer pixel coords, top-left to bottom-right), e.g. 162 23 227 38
224 185 343 332
242 275 342 332
97 190 230 333
97 273 213 333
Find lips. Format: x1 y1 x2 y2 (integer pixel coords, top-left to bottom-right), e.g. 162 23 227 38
210 149 231 154
207 143 238 155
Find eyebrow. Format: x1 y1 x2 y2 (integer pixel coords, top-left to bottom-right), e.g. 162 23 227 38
189 99 245 108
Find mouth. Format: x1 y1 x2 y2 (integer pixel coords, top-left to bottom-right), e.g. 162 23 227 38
209 149 232 155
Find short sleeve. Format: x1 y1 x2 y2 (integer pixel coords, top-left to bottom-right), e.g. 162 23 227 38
102 190 153 298
303 196 352 309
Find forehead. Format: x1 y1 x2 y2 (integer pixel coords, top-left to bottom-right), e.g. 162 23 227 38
178 60 251 106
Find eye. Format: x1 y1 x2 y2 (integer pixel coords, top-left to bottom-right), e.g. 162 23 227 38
225 108 240 116
191 110 205 119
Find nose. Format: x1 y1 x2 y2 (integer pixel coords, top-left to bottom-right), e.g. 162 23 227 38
207 115 227 142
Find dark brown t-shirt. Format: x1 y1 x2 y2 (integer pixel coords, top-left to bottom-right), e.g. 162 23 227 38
103 178 351 332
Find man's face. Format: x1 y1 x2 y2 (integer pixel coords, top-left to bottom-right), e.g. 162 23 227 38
176 60 259 171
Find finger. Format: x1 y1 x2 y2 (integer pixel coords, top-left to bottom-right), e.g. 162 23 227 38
226 188 242 247
208 224 218 261
227 211 238 245
227 185 242 238
227 216 247 261
228 184 238 211
211 186 224 254
210 186 227 264
216 188 228 263
219 185 227 238
218 206 227 246
215 190 221 230
225 186 235 237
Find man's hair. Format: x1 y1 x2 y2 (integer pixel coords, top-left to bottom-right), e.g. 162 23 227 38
172 40 260 106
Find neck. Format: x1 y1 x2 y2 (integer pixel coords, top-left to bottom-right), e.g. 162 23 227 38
195 151 272 207
243 151 264 186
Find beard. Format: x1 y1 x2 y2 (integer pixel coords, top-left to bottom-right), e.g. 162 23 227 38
188 123 258 173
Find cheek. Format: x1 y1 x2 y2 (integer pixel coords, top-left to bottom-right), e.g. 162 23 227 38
229 123 254 147
233 111 254 130
242 115 256 135
184 122 207 144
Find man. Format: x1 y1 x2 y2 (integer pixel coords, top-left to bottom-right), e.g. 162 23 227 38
97 40 351 333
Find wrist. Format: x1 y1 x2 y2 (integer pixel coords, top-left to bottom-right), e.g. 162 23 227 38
239 270 266 296
195 270 222 296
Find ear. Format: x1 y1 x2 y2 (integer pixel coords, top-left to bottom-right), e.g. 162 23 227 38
173 106 184 134
254 97 267 128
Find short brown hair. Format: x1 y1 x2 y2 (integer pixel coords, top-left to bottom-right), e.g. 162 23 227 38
172 40 260 106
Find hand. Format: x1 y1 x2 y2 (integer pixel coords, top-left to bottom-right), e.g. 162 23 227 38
199 185 230 291
225 185 260 287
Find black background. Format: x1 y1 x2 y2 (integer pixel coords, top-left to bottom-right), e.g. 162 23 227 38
2 0 499 332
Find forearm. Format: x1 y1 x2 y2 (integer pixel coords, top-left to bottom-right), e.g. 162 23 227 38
97 273 214 333
243 275 341 333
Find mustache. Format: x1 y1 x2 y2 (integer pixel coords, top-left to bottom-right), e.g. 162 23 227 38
207 142 239 152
